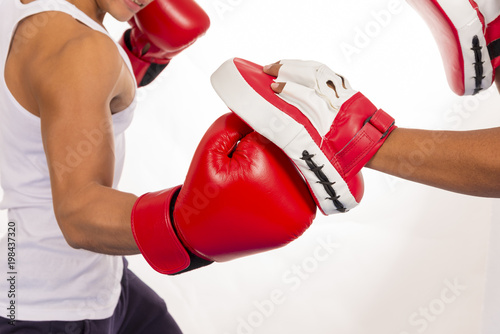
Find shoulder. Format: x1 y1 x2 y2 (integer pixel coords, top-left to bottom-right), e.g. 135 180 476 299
18 12 123 104
16 11 120 64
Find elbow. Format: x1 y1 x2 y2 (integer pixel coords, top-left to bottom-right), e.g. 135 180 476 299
467 164 500 198
479 159 500 197
53 203 86 250
62 230 84 250
492 177 500 198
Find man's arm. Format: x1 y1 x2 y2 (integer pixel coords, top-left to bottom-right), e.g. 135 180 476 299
366 127 500 197
263 63 500 198
264 63 500 199
32 31 139 255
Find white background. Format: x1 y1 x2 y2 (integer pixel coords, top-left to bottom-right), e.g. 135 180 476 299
2 0 500 333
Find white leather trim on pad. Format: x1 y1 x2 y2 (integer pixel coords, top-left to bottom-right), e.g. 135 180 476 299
210 58 360 215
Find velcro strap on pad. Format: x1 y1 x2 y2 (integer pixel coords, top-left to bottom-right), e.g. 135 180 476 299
370 108 396 137
337 109 395 175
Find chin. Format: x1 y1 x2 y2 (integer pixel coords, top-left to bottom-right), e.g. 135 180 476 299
102 0 137 22
110 12 135 22
106 6 136 22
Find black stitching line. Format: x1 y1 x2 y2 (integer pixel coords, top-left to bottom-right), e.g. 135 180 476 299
471 35 485 95
301 150 346 213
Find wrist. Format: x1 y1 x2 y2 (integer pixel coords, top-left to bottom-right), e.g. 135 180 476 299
365 127 399 171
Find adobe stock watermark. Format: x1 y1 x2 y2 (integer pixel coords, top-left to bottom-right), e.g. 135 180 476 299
53 75 170 182
210 0 246 20
175 182 221 224
340 0 405 63
399 278 467 334
52 119 113 182
384 89 495 192
10 0 64 56
74 266 123 321
224 235 341 334
442 89 495 129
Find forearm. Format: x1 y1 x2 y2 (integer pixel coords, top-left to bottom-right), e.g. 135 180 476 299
366 127 500 197
54 183 140 255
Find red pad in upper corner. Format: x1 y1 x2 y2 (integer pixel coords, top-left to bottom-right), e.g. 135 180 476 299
407 0 497 95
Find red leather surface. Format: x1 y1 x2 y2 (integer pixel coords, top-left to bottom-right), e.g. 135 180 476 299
174 113 317 262
131 186 190 275
407 0 465 95
333 93 395 180
231 58 395 207
232 58 324 148
486 14 500 44
118 34 152 84
486 15 500 70
134 0 210 55
120 0 209 85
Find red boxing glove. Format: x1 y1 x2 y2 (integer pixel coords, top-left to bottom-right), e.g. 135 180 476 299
131 113 316 275
211 58 396 215
120 0 210 87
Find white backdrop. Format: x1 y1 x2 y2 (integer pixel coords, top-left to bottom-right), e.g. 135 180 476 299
2 0 500 333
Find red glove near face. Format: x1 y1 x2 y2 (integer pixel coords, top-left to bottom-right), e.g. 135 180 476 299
119 0 210 87
131 113 317 275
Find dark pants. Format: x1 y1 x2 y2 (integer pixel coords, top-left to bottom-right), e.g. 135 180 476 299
0 259 183 334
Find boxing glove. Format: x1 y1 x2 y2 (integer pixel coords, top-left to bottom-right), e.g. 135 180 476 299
131 113 317 275
407 0 500 95
120 0 210 87
211 58 396 215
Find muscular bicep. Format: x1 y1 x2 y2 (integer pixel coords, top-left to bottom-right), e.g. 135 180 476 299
41 92 115 199
33 34 123 208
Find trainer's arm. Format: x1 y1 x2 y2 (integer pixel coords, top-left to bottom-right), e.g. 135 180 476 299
265 63 500 198
367 65 500 197
33 35 140 255
365 127 500 197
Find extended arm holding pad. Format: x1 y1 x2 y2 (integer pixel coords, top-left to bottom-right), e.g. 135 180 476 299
211 58 396 215
131 113 316 275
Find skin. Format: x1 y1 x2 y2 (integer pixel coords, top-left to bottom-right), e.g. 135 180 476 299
264 63 500 198
4 0 153 254
5 0 499 259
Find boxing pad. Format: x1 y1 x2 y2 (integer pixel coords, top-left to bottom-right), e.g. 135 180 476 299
132 113 316 275
407 0 500 95
211 58 396 215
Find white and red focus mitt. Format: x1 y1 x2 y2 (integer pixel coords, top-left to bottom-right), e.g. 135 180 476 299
408 0 500 95
211 58 396 215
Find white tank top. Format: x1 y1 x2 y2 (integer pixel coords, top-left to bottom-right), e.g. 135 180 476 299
0 0 136 321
